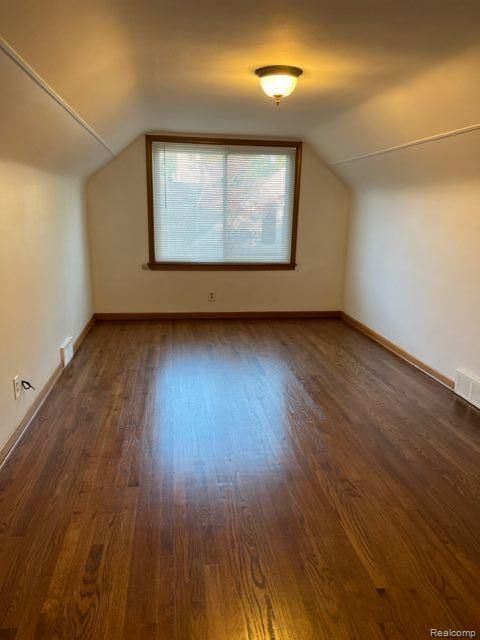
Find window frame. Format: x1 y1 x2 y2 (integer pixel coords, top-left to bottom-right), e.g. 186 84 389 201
145 134 302 270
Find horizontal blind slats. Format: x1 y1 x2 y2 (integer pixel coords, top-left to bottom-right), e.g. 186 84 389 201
152 142 296 264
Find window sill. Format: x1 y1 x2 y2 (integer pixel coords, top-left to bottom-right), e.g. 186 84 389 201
147 262 297 271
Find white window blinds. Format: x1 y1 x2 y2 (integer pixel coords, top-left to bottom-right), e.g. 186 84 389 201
151 141 297 264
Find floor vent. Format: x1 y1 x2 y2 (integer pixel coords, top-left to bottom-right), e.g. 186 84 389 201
454 369 480 409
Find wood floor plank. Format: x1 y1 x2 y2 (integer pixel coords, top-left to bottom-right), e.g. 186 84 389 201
0 318 479 639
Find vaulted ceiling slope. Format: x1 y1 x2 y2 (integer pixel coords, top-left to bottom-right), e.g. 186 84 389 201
0 0 479 179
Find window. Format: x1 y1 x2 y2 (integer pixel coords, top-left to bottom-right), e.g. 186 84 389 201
146 135 302 270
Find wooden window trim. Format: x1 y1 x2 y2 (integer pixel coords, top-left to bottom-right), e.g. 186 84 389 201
145 134 302 271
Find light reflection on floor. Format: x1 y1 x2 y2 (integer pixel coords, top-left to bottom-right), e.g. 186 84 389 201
151 343 296 477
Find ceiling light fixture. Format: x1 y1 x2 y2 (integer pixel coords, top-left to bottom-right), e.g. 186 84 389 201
255 65 303 105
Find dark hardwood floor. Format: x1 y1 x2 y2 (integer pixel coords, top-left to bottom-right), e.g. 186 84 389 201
0 319 479 639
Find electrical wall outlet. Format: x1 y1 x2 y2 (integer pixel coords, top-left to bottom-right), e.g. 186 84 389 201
13 375 21 400
208 291 216 302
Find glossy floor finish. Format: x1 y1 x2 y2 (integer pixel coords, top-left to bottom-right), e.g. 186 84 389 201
0 319 479 639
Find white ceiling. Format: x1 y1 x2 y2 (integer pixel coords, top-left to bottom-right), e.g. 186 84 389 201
1 0 479 178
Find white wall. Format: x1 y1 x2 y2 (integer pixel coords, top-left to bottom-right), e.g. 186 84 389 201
0 162 92 450
343 131 480 382
87 137 350 313
0 41 111 452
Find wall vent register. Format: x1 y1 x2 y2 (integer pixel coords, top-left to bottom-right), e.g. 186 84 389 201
455 369 480 409
60 337 74 367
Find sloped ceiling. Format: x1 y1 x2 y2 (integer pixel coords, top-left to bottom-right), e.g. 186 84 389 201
0 0 479 179
0 49 112 176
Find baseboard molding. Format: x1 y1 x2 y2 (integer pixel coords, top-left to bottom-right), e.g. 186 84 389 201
0 315 96 471
74 315 95 352
0 363 63 471
341 312 454 389
94 310 341 321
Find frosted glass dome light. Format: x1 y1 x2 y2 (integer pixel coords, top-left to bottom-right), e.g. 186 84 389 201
255 66 303 105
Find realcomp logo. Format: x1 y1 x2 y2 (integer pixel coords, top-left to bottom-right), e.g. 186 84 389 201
430 631 477 638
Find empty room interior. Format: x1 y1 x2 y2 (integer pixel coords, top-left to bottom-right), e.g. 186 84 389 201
1 0 479 638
